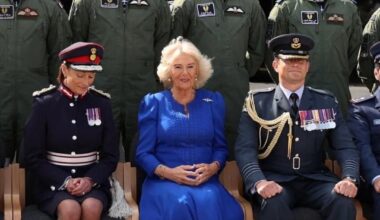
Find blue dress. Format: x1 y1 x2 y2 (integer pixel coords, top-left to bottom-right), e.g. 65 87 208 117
136 89 243 220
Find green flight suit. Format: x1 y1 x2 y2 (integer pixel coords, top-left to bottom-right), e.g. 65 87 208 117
69 0 171 161
0 0 71 166
171 0 267 159
358 7 380 93
266 0 362 116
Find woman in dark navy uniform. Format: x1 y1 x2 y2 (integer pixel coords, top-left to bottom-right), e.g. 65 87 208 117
23 42 119 220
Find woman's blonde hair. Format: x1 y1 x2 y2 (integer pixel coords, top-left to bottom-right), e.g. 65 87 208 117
157 37 213 89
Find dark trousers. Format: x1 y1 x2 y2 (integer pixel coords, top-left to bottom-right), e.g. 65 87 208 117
372 188 380 220
252 178 356 220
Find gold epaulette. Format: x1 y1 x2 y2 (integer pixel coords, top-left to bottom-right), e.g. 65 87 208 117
89 87 111 99
32 85 56 97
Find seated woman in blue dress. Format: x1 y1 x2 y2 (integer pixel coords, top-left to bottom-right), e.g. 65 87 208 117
23 42 119 220
135 37 244 220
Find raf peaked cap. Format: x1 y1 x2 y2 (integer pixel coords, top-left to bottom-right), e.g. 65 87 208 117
59 42 104 72
268 33 314 59
370 41 380 64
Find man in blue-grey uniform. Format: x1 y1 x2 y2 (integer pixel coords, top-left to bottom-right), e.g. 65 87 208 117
348 41 380 220
235 33 359 220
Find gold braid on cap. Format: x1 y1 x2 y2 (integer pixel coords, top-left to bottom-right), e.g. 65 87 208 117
245 93 294 159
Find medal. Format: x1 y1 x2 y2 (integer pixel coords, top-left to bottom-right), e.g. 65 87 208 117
94 108 102 126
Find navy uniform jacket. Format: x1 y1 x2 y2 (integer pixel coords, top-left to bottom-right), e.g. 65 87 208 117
23 85 119 204
347 88 380 184
235 86 359 193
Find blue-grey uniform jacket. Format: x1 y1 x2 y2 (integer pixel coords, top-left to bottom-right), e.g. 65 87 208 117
235 86 359 193
347 88 380 184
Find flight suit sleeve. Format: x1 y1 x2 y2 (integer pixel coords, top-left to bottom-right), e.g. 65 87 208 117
170 0 193 39
358 10 380 92
47 3 72 84
347 6 362 79
235 100 266 194
69 0 91 42
264 3 290 83
154 0 171 67
246 0 267 78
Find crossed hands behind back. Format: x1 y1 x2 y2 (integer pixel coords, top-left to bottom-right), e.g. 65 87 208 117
154 162 220 186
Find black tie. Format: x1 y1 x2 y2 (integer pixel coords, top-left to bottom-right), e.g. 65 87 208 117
290 93 299 116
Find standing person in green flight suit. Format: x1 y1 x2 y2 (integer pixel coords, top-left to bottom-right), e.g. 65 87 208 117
358 7 380 93
266 0 362 117
171 0 267 159
69 0 171 162
0 0 72 166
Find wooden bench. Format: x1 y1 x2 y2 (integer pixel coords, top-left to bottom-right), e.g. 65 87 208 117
0 166 12 220
10 162 139 220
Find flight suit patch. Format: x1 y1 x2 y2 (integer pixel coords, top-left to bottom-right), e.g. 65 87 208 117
17 7 38 17
196 2 215 17
326 13 344 25
100 0 118 8
301 11 318 24
0 5 14 19
225 6 244 15
129 0 149 6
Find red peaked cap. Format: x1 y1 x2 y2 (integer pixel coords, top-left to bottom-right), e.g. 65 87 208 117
58 42 104 65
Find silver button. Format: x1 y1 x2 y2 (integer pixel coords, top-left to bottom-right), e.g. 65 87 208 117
69 103 74 107
71 151 76 156
71 119 76 124
72 135 77 140
295 137 300 142
71 169 76 174
295 121 299 125
50 186 56 191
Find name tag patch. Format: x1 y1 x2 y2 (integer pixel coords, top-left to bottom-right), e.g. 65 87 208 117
100 0 118 8
197 3 215 17
0 5 14 19
301 11 318 24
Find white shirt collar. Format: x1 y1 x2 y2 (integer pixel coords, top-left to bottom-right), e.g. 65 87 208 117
279 84 304 106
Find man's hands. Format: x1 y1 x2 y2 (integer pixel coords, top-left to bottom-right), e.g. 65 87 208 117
154 162 220 186
66 177 94 196
255 180 283 199
334 179 357 198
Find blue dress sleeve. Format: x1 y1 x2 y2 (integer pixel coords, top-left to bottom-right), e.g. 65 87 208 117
210 91 228 169
136 93 162 176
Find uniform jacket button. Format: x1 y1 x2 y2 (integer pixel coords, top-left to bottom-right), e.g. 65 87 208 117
71 151 76 155
71 119 76 124
295 137 300 142
71 169 76 174
72 135 77 140
50 186 56 191
69 103 74 107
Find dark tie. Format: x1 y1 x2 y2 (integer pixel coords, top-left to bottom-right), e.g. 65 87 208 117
289 93 299 116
